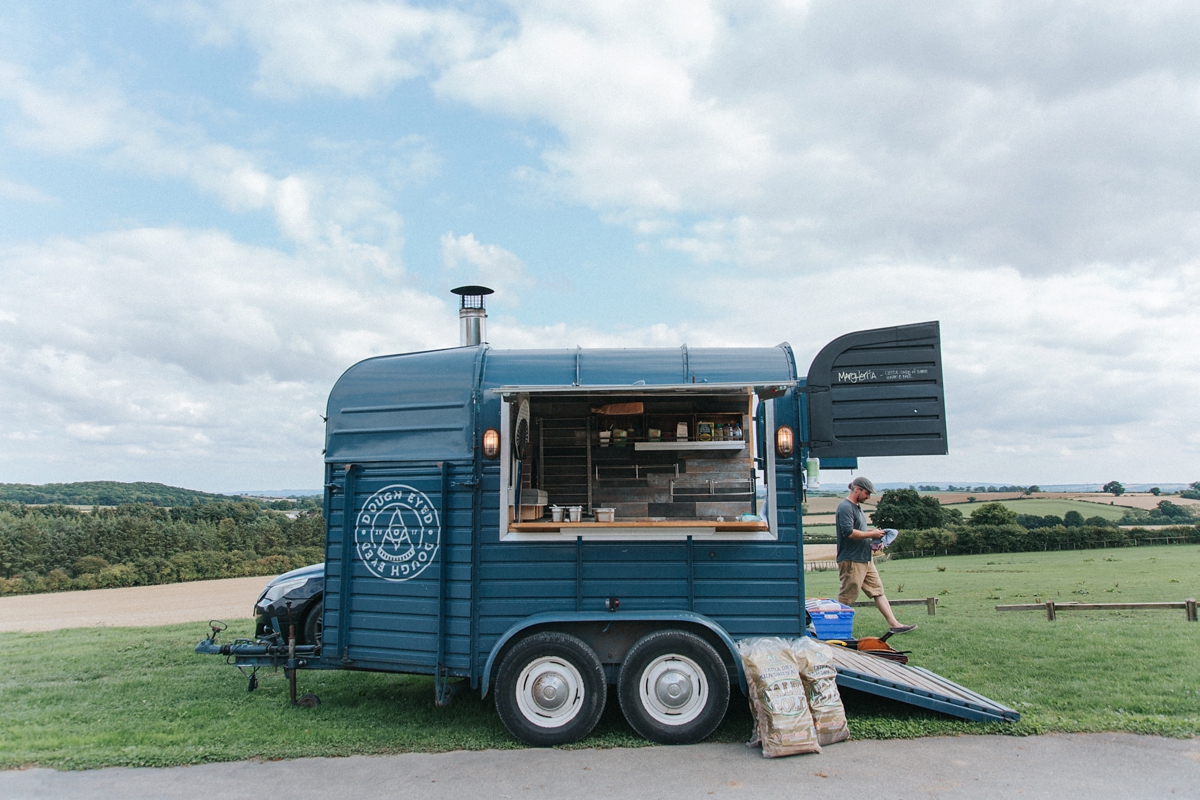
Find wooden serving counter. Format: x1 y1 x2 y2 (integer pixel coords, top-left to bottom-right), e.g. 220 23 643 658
508 520 769 533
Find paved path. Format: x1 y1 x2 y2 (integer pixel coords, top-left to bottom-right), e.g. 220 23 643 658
0 576 262 632
4 734 1198 799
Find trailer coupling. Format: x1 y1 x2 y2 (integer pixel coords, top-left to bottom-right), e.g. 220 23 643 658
194 638 320 660
195 620 322 707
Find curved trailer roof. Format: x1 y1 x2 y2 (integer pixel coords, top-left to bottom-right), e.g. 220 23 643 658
325 344 798 464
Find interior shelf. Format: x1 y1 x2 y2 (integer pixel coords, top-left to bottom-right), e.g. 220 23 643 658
633 441 747 451
509 520 769 532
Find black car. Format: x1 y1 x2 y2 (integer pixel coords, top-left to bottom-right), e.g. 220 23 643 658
253 563 325 646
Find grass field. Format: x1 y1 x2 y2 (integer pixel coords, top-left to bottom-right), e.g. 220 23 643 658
2 546 1198 770
940 498 1128 521
803 523 835 539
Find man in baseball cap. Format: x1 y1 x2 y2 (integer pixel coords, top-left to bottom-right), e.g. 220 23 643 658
835 476 916 634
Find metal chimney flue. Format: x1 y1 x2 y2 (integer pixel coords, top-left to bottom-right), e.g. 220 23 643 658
451 285 493 346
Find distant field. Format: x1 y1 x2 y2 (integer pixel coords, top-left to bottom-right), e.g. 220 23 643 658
809 497 1132 524
942 498 1128 521
803 523 835 540
805 496 844 514
1073 494 1200 511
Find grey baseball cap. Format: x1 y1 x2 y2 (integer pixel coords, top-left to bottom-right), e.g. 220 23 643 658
849 476 875 493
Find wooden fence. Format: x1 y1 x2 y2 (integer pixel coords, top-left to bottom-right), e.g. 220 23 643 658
853 597 939 616
996 599 1198 621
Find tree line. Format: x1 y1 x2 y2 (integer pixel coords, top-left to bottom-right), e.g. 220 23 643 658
869 489 1199 556
0 481 322 510
0 501 325 596
0 481 245 507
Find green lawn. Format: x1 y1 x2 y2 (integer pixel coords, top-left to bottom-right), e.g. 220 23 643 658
941 497 1128 521
807 545 1200 738
3 545 1198 770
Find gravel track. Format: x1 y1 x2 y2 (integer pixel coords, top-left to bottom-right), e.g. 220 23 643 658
0 576 265 633
4 734 1198 798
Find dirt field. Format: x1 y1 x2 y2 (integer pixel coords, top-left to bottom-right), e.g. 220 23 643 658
805 544 836 561
0 576 264 633
804 496 850 513
1070 493 1200 510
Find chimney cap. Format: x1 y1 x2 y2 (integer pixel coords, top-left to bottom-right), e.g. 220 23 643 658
450 285 494 297
451 285 494 310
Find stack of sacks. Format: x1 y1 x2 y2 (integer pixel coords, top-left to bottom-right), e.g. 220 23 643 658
735 636 850 757
735 637 822 757
789 637 850 745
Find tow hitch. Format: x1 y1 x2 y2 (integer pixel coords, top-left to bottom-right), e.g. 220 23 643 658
196 613 321 707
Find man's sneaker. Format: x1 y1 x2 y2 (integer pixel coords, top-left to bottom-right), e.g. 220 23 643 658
889 624 918 634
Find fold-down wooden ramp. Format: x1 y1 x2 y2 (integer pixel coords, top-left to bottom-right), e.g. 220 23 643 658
831 648 1020 723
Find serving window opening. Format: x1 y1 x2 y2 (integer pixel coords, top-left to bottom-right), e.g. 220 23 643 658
498 387 780 540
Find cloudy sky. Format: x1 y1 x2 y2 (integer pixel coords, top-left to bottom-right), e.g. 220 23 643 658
1 1 1197 493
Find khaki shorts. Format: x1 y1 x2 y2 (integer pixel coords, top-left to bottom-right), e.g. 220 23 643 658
838 560 883 605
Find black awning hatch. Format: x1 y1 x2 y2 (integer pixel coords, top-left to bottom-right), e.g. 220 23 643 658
805 321 947 458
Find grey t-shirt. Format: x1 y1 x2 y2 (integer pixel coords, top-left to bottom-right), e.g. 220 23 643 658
835 498 872 563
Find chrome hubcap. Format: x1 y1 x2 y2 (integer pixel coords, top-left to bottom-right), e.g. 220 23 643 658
654 669 693 708
515 656 585 728
532 672 568 711
639 654 709 726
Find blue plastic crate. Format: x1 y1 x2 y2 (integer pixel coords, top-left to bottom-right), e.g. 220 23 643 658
806 599 854 640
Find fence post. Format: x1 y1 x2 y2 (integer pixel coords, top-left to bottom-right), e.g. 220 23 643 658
1046 600 1056 621
1187 598 1197 622
926 596 937 616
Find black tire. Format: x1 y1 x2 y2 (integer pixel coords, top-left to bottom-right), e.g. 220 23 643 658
302 598 323 647
617 629 730 745
494 631 607 746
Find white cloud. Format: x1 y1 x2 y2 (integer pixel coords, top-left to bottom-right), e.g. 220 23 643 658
191 1 1200 273
676 260 1200 484
5 0 1199 491
457 2 1200 274
436 2 775 212
0 227 458 487
0 60 409 251
168 0 484 97
65 423 115 442
0 61 121 152
440 232 531 298
0 225 702 488
0 175 57 204
1 227 451 384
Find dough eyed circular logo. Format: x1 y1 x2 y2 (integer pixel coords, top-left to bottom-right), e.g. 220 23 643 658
355 485 440 582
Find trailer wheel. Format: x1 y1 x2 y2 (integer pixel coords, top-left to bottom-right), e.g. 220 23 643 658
494 632 606 746
618 630 729 744
303 599 323 647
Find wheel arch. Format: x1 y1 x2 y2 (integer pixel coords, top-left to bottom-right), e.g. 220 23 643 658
481 611 746 698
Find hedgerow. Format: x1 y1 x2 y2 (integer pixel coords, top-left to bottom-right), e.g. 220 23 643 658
888 522 1200 557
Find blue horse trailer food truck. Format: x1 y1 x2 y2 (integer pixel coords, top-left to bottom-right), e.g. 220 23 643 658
199 318 1016 745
